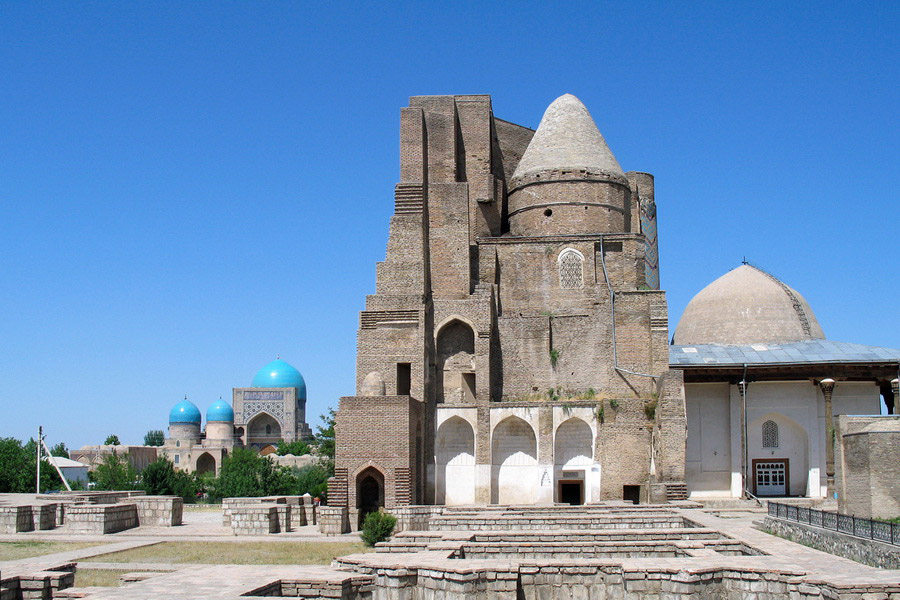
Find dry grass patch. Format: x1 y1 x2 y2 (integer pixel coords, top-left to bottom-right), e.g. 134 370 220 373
73 569 133 588
0 541 102 561
82 541 370 565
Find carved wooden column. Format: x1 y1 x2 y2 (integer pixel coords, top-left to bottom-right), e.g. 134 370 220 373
739 379 748 497
819 378 835 497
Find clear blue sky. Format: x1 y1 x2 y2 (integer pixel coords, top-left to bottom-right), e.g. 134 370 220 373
1 2 897 449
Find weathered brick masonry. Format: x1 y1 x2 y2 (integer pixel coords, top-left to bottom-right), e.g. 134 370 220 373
333 93 686 522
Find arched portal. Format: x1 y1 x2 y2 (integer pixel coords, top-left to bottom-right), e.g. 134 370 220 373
491 416 538 504
749 412 809 497
554 418 593 504
435 417 476 505
436 319 476 404
247 413 281 447
196 452 216 475
356 467 385 527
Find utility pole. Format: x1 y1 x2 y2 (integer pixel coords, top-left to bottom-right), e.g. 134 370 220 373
36 425 43 494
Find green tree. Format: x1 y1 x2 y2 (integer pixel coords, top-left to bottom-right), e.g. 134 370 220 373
103 434 121 446
291 462 330 500
215 448 300 499
141 457 199 502
49 442 69 457
276 439 311 456
0 438 30 493
93 452 137 491
143 430 165 446
141 457 175 495
314 408 335 461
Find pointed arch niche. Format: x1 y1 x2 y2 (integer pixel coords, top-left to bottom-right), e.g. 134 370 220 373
554 417 594 504
491 416 538 504
436 318 476 404
435 416 476 505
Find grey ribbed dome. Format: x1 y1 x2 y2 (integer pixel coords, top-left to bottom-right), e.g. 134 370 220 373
509 94 626 190
673 265 825 346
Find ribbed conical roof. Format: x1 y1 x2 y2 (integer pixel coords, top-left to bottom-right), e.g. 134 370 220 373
510 94 626 189
673 265 826 346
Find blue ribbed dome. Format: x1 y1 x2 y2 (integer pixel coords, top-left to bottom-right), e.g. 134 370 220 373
206 398 234 422
252 358 307 399
169 398 201 424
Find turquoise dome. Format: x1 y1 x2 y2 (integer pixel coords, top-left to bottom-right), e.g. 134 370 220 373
206 398 234 422
252 358 307 399
169 398 201 424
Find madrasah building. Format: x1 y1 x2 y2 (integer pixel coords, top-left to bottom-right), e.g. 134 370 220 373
330 93 900 521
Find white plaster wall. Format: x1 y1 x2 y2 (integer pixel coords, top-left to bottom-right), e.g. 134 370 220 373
684 383 732 496
491 416 538 504
747 381 816 496
435 416 476 505
832 381 881 416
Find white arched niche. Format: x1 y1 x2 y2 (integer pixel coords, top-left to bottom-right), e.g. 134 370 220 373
554 417 594 504
491 416 538 504
435 416 476 505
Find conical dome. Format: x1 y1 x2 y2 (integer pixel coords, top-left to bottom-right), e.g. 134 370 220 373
507 94 631 236
509 94 626 190
252 358 307 399
673 265 825 346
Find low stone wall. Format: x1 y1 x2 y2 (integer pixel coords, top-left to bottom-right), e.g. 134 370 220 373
318 506 350 536
1 566 75 600
223 497 270 527
0 506 34 533
230 505 280 535
31 503 57 530
118 496 183 527
763 516 900 569
65 503 138 534
38 490 143 505
390 506 444 533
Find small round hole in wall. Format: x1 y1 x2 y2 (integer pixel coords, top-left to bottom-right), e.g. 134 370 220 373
544 208 552 217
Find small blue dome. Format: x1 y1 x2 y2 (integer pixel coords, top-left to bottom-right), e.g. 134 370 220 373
169 398 201 424
252 358 307 399
206 398 234 422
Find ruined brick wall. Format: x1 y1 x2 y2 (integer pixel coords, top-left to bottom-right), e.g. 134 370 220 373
335 396 424 509
336 93 684 506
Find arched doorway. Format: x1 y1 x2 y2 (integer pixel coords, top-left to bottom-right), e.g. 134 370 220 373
491 416 538 504
247 413 281 447
196 452 216 475
435 417 476 505
436 319 476 404
554 418 593 504
356 467 385 527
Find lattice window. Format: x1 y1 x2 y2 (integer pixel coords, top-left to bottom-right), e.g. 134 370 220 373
558 249 584 289
762 420 779 448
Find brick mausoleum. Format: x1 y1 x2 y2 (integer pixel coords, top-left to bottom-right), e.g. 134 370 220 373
330 93 900 528
331 93 686 525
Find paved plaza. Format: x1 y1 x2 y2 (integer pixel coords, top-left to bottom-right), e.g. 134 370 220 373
2 498 900 599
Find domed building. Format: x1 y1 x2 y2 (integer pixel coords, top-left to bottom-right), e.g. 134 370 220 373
161 396 236 475
233 357 313 451
154 358 313 474
671 263 900 501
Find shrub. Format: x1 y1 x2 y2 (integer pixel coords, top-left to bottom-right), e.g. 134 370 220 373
360 510 397 547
